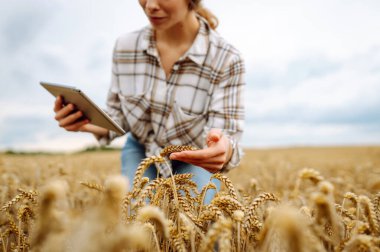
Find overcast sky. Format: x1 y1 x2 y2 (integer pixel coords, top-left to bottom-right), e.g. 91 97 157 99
0 0 380 152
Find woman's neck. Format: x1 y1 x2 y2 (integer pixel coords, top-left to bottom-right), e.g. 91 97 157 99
155 12 200 47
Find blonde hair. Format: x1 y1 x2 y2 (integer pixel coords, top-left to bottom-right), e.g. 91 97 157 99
189 0 219 30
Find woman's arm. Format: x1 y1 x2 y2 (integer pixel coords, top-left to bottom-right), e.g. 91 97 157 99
53 95 109 139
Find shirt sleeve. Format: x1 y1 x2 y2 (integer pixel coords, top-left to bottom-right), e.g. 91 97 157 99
98 44 130 146
205 54 245 172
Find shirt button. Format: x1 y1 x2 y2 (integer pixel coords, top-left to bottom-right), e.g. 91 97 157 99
172 64 179 71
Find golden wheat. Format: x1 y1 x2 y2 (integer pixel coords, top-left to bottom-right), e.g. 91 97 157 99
1 146 380 251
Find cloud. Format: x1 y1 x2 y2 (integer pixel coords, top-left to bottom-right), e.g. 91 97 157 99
0 1 59 52
241 122 380 148
246 46 380 125
211 0 380 71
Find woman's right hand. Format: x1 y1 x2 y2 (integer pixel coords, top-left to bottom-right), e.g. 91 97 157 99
53 96 90 132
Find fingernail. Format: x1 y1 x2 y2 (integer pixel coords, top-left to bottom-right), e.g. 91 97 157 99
170 154 176 159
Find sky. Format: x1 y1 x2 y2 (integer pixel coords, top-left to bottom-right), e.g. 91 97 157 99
0 0 380 152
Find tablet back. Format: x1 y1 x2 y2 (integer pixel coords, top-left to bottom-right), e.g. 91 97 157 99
40 82 125 135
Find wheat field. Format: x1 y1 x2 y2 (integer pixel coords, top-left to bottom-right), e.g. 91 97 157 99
1 146 380 251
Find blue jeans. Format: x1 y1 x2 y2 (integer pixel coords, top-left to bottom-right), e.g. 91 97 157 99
121 134 220 204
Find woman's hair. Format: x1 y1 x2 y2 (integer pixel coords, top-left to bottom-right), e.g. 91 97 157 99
189 0 218 30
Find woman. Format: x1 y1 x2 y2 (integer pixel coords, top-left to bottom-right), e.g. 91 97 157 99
53 0 245 201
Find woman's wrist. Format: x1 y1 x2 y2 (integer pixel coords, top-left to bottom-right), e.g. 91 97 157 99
80 124 109 138
224 135 234 165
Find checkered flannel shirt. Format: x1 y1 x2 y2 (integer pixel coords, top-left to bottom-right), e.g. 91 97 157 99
99 17 245 177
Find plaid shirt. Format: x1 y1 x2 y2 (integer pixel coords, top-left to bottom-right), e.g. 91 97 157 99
99 17 245 176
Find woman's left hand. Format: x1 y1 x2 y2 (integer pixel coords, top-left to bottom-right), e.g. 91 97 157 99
169 128 232 173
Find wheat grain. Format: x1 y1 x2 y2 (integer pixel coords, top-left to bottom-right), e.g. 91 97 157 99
312 192 343 247
79 181 104 192
132 155 164 190
1 193 25 212
159 145 198 157
31 180 68 250
169 221 187 252
211 173 238 200
335 203 356 220
199 204 223 222
359 195 379 235
244 192 278 230
212 195 244 217
136 205 170 239
133 178 165 210
292 168 325 198
17 189 38 205
343 234 376 252
17 204 35 225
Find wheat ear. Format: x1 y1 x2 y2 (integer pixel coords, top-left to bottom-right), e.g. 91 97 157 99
1 192 26 212
359 195 379 235
211 173 238 200
211 195 244 217
79 181 104 192
292 168 324 197
169 221 187 252
132 156 164 191
136 205 170 239
244 192 278 230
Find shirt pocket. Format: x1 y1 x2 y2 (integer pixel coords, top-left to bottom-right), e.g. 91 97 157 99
165 101 206 147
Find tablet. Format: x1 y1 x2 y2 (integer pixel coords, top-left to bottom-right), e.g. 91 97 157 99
40 81 126 135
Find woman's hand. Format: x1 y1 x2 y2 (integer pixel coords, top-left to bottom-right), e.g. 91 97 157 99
53 96 110 138
54 96 90 132
169 128 233 173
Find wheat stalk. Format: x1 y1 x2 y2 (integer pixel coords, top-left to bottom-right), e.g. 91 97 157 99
199 217 232 252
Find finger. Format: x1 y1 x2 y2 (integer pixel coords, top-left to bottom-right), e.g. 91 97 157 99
209 128 223 140
170 148 223 161
172 159 222 173
173 158 225 168
55 104 75 121
54 96 64 113
59 111 84 127
207 128 223 146
65 118 90 131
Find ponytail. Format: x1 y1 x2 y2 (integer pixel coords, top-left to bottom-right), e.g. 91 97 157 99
189 1 219 30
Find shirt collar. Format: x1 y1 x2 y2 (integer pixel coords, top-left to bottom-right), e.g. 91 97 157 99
186 16 210 66
141 16 210 66
141 27 158 58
